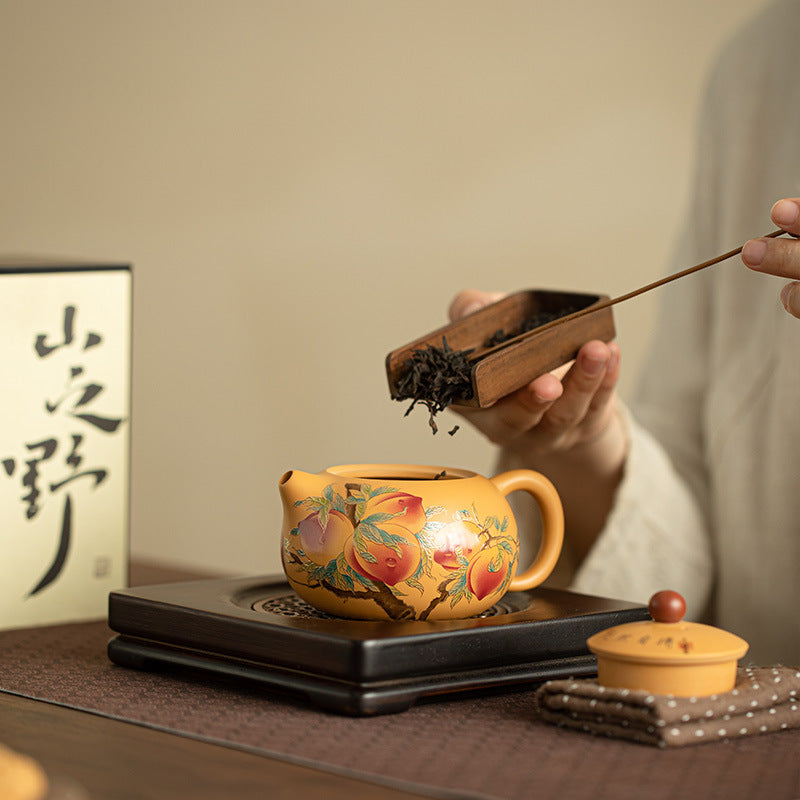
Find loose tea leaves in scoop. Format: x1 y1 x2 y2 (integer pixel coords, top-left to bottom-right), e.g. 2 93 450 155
394 308 577 434
393 337 474 433
482 307 578 348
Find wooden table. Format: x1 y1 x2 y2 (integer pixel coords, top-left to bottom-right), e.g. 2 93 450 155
0 562 428 800
0 693 427 800
2 562 797 800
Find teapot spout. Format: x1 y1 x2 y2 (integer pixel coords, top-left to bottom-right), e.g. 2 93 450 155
278 469 318 512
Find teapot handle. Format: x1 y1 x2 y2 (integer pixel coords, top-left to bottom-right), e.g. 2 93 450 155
490 469 564 591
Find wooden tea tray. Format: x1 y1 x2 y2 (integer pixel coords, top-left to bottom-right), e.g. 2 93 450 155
107 575 648 716
386 289 615 408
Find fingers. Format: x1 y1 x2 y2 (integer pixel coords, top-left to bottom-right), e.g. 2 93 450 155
772 197 800 319
450 379 562 445
448 289 506 322
780 281 800 319
450 340 620 451
585 341 622 424
742 198 800 279
772 198 800 235
538 341 620 440
742 236 800 279
742 198 800 319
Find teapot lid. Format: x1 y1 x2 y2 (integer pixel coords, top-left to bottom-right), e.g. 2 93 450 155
587 591 749 666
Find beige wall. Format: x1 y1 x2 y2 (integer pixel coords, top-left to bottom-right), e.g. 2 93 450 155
1 0 769 575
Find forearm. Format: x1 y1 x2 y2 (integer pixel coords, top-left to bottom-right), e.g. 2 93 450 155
505 403 628 571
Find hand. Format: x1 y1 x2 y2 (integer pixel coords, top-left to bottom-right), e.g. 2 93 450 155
447 290 623 460
448 289 628 567
742 198 800 318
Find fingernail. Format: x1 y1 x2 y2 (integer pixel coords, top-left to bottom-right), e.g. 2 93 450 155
781 282 799 315
742 239 766 268
461 302 482 317
772 199 799 227
582 356 606 376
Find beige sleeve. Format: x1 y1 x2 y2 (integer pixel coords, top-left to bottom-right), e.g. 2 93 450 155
498 404 713 620
570 404 713 619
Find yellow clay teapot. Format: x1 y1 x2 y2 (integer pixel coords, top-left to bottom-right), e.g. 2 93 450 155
279 463 564 621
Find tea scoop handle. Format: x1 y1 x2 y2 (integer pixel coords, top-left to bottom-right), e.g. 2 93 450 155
490 469 565 591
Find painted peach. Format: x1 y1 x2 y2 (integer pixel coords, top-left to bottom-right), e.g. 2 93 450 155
466 547 511 601
432 520 482 570
348 521 422 585
362 492 426 533
297 509 354 566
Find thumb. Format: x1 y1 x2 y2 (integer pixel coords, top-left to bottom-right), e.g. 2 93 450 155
448 290 506 322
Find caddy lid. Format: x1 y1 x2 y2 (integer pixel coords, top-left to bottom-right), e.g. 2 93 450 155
586 590 749 665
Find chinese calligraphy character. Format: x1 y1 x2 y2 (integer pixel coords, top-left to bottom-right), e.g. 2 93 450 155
2 304 125 597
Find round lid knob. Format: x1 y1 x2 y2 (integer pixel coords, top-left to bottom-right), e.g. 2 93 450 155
648 590 686 624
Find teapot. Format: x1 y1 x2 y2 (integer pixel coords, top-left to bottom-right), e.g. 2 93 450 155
279 463 564 621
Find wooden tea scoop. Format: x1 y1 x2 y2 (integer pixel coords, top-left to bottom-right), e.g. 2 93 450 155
386 229 787 411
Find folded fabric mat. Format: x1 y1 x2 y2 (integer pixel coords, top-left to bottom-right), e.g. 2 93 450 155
534 665 800 747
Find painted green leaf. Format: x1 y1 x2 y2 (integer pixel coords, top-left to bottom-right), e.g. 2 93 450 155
352 570 377 589
424 505 446 518
353 530 379 563
358 522 409 556
450 589 467 608
298 496 327 511
354 500 367 522
380 527 410 547
357 522 384 544
418 547 435 579
417 528 439 547
369 485 397 497
324 559 340 578
360 511 400 526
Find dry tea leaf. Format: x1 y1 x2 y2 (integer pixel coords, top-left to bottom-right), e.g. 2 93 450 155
394 309 575 434
394 337 474 434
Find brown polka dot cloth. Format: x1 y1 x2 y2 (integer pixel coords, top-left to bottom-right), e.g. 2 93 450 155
534 665 800 747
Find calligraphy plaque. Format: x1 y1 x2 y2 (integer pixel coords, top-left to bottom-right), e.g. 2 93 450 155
0 259 131 629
